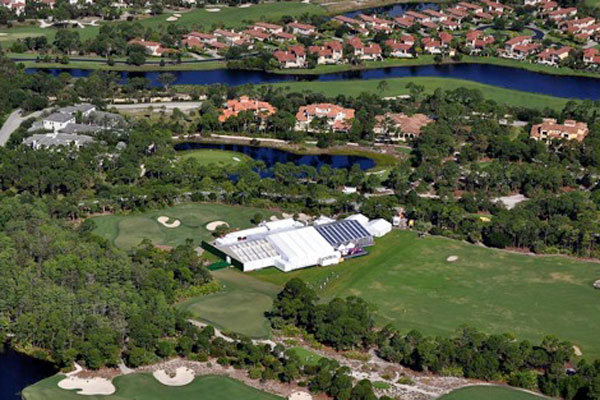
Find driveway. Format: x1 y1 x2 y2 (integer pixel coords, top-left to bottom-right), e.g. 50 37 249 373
0 109 44 146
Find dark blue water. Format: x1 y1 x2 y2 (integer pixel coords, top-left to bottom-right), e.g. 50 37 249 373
342 2 439 18
175 142 376 173
0 346 57 400
26 63 600 99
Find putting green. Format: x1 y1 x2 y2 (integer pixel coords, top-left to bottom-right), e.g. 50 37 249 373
91 203 277 249
253 230 600 357
22 373 283 400
440 385 547 400
178 268 280 338
177 149 251 166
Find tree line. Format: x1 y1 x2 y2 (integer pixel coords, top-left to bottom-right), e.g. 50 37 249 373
269 279 600 400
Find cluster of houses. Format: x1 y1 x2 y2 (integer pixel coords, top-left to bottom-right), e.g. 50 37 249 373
217 96 433 139
24 104 124 149
2 0 95 15
217 96 590 144
162 0 600 69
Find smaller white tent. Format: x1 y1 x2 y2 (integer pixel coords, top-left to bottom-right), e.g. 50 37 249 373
366 219 392 238
345 213 369 226
314 215 336 226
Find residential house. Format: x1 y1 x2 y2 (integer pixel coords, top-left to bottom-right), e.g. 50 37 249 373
346 37 382 60
287 22 317 36
456 1 484 13
308 40 343 64
422 37 442 54
374 112 433 141
333 15 366 30
128 39 164 56
359 14 393 32
213 29 245 44
394 16 416 28
273 45 306 68
583 48 600 64
24 133 94 150
536 46 571 66
482 0 511 15
42 113 76 132
218 96 277 123
465 30 495 53
446 7 469 23
274 31 297 42
385 39 413 58
530 118 588 142
423 9 447 22
295 103 355 132
546 7 577 21
252 22 284 34
244 28 270 41
405 11 431 23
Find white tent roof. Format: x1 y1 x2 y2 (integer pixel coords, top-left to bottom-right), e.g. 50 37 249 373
267 226 338 270
345 213 369 226
366 218 392 237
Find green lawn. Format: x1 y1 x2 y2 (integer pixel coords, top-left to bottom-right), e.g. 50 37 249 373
252 230 600 357
134 3 325 30
178 268 281 338
177 149 251 166
22 373 283 400
269 77 573 110
288 347 324 366
440 385 546 400
90 203 278 250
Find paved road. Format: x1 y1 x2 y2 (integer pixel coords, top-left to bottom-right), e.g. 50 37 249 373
0 109 44 146
112 101 203 111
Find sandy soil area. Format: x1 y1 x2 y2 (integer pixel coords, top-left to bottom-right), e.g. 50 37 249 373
153 367 195 386
58 376 116 395
158 216 181 228
289 392 313 400
206 221 228 231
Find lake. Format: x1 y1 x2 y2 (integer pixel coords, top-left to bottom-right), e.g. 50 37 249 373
26 63 600 100
174 142 376 172
0 346 57 400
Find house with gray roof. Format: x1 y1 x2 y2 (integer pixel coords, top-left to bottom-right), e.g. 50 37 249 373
24 133 94 150
42 113 76 132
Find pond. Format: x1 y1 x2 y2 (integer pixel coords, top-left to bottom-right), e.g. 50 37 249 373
0 346 57 400
26 63 600 100
174 142 376 173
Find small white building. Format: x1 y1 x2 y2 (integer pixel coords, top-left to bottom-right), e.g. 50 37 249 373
42 113 76 132
366 219 392 237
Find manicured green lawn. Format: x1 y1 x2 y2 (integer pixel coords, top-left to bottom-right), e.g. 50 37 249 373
135 3 325 30
178 268 281 338
440 385 546 400
253 230 600 357
90 203 277 249
269 77 573 110
177 149 251 166
288 347 323 366
22 373 283 400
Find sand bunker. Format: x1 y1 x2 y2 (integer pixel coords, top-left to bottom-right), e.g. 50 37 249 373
233 156 241 162
153 367 195 386
173 13 182 17
206 8 220 12
206 221 229 231
573 345 583 356
446 255 458 262
157 216 181 228
166 16 178 21
289 392 313 400
58 376 116 395
239 3 252 7
269 215 279 221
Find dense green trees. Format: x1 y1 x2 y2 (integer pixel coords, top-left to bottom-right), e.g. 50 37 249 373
271 279 600 400
0 196 213 369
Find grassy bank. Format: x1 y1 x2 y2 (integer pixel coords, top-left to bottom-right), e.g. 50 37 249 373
177 149 251 166
440 386 547 400
178 268 281 338
253 230 600 357
22 373 283 400
15 59 226 72
267 77 573 110
278 55 600 79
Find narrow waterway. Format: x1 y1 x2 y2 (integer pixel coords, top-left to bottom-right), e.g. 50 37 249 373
27 63 600 99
